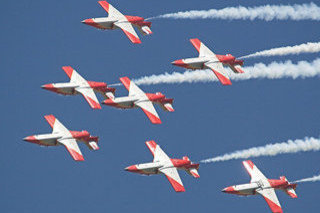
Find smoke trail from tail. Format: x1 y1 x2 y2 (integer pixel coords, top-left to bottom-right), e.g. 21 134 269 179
132 58 320 85
294 174 320 183
240 41 320 59
147 3 320 21
200 137 320 163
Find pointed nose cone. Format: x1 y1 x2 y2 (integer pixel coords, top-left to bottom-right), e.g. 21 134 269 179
81 19 92 25
41 84 57 92
125 165 138 172
171 59 189 68
41 83 53 89
23 135 39 144
81 18 101 28
222 186 234 193
102 99 117 107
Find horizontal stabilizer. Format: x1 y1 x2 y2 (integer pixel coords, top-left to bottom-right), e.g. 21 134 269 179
228 64 244 73
187 168 200 178
139 26 152 35
86 141 99 150
105 91 115 99
284 186 298 198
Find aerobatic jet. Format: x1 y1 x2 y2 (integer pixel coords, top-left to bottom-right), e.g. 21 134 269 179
82 1 152 44
125 141 200 192
42 66 115 109
23 115 99 161
172 38 245 85
222 160 297 213
102 77 174 124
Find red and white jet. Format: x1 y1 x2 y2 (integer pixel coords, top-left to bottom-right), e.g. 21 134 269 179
42 66 115 109
125 141 200 192
102 77 174 124
222 160 297 213
172 38 245 85
23 115 99 161
82 1 152 44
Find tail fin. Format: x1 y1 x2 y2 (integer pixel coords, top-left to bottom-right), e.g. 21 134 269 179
281 176 298 198
183 156 200 178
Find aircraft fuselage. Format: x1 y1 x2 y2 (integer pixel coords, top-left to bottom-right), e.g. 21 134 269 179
223 178 293 196
173 55 244 72
125 158 199 176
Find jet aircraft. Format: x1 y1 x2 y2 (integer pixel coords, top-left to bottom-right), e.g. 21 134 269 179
82 1 152 44
102 77 174 124
125 140 200 192
42 66 115 109
23 115 99 161
222 160 297 213
172 38 245 85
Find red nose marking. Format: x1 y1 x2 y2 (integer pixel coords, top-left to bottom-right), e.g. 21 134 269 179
82 19 103 29
23 135 39 144
172 59 189 68
41 84 58 92
102 99 117 106
222 186 235 193
125 165 138 172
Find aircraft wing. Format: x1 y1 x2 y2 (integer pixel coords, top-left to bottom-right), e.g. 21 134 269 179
58 138 84 161
75 87 101 109
114 21 141 44
135 100 161 124
98 1 124 18
44 114 70 135
160 167 185 192
257 188 283 213
205 61 232 85
145 140 170 162
62 66 87 85
242 160 268 183
190 38 215 57
119 77 145 97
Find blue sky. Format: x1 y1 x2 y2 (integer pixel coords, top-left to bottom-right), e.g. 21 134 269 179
1 0 319 212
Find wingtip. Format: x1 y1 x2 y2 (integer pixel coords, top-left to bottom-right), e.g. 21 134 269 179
62 66 74 78
44 114 56 128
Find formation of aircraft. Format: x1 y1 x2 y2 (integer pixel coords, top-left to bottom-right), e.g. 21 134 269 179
172 38 245 85
125 140 200 192
42 66 115 109
222 160 297 213
82 1 152 44
102 77 174 124
22 1 304 212
23 115 99 161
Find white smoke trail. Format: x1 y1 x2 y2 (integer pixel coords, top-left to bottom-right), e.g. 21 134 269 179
294 174 320 183
240 41 320 59
200 137 320 163
132 58 320 85
148 3 320 21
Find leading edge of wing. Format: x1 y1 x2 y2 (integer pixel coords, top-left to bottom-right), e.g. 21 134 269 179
145 140 157 156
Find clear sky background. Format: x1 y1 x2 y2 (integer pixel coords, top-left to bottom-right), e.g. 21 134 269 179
1 0 319 212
